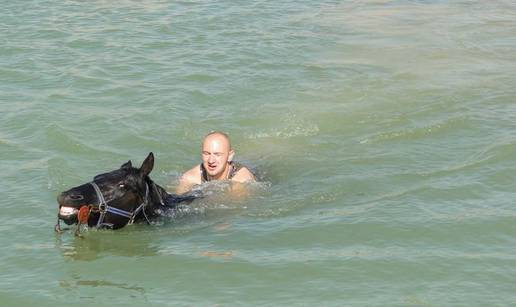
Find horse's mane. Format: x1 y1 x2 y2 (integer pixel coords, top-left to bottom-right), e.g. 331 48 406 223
144 176 200 211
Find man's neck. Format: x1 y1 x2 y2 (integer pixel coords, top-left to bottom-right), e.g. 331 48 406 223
208 163 231 181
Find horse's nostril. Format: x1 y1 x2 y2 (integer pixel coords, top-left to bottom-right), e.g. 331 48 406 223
69 194 84 201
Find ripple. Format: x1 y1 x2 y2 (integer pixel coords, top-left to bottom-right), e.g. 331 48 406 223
1 1 516 305
360 114 471 144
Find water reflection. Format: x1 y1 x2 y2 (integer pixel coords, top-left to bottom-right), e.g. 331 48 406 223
59 273 146 295
56 229 159 261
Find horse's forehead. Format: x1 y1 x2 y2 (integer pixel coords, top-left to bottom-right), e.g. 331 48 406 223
94 168 137 182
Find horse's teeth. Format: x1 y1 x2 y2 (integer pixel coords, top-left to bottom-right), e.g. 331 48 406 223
59 206 77 216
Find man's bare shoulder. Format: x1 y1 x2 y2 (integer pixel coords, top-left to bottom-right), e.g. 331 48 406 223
181 165 201 182
231 166 256 183
176 165 201 194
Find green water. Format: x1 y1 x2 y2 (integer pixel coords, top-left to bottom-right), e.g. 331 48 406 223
1 0 516 305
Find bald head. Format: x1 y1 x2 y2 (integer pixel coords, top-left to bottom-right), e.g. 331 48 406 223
202 131 231 150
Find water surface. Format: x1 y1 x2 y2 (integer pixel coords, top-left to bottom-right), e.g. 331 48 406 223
1 0 516 305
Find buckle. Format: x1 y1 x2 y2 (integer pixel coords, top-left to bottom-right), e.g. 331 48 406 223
99 203 107 213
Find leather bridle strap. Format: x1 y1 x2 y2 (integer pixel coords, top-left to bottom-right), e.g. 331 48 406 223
90 181 149 228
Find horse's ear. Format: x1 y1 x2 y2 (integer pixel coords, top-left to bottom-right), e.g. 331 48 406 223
139 152 154 177
121 160 132 169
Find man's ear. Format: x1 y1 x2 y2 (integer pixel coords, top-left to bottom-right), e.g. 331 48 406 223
228 150 235 163
121 160 132 169
140 152 154 177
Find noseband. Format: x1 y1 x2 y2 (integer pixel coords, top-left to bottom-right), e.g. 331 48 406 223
89 181 150 229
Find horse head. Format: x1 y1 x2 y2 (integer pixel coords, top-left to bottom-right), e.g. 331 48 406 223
56 152 156 232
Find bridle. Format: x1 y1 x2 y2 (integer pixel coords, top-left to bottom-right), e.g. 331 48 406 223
89 181 151 229
55 180 151 236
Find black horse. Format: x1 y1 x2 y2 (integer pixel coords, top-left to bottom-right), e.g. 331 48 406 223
55 152 201 235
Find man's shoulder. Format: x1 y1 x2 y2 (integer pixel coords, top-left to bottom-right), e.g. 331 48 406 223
176 164 202 194
231 165 256 183
181 164 201 182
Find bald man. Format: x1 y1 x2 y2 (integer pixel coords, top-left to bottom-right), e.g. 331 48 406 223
176 131 255 194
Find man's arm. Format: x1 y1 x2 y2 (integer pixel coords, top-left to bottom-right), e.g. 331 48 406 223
227 167 256 199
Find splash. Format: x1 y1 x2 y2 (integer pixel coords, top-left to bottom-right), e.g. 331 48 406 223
246 114 319 139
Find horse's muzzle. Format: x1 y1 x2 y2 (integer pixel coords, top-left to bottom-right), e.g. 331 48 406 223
56 193 81 225
58 207 79 225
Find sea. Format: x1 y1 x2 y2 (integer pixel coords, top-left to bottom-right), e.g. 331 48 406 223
1 0 516 306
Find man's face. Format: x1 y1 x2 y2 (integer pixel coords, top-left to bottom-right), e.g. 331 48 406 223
201 134 234 179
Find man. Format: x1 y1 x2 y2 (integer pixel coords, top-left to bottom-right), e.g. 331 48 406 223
176 131 255 194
